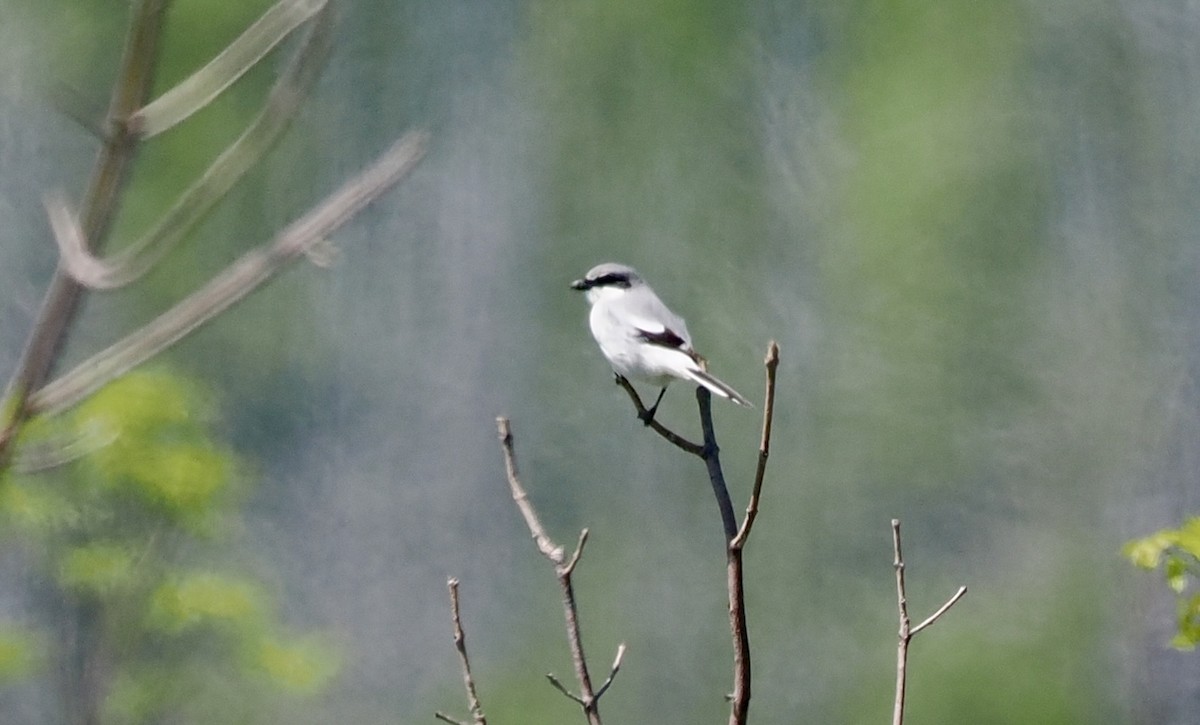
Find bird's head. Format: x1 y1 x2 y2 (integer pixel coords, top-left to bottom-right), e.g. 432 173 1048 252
570 263 641 304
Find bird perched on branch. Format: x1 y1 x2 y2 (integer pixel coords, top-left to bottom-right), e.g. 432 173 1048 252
571 262 751 421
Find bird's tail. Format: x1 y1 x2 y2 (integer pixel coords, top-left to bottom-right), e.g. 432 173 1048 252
684 367 753 407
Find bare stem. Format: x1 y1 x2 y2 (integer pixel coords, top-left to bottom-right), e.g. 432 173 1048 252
496 417 624 725
732 341 780 548
891 519 967 725
0 0 169 467
438 578 487 725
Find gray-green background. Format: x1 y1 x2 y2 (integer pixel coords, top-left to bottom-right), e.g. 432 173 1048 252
1 0 1197 722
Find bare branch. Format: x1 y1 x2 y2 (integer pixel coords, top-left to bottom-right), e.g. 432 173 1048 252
495 417 618 725
545 673 585 705
496 417 564 564
49 6 334 292
732 340 780 549
28 130 429 415
437 578 487 725
910 586 968 637
614 375 704 455
131 0 327 137
0 0 169 466
891 519 967 725
563 529 590 577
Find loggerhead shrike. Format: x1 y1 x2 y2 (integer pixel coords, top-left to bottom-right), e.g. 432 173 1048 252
571 262 751 420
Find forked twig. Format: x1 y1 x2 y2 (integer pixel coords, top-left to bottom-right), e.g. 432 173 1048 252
616 341 780 725
891 519 967 725
47 3 335 291
496 418 624 725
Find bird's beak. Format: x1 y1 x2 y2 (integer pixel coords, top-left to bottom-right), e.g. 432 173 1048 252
570 279 589 291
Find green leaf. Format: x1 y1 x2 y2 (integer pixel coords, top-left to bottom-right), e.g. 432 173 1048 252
253 635 339 694
1123 534 1172 569
58 543 135 594
147 573 263 633
0 628 43 681
0 481 80 532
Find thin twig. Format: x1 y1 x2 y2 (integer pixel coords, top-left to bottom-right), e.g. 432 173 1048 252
614 376 704 455
437 578 487 725
497 417 623 725
911 586 967 637
891 519 967 725
131 0 327 138
546 673 585 704
732 341 780 549
593 643 627 700
497 417 564 564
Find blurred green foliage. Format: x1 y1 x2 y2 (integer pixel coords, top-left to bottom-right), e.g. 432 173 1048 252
0 371 337 723
1126 518 1200 649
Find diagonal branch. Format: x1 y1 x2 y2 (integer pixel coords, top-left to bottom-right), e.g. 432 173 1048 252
614 375 704 455
131 0 327 138
28 130 429 415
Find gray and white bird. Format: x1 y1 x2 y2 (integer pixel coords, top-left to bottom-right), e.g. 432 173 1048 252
571 262 751 419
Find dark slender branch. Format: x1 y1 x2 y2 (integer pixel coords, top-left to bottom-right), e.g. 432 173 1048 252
615 342 780 725
696 387 738 542
497 417 621 725
435 578 487 725
0 0 169 467
614 376 704 455
891 519 967 725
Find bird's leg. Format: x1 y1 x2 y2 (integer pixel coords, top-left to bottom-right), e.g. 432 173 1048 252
640 387 667 426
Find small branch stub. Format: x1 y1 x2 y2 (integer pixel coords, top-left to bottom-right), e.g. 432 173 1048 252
891 519 967 725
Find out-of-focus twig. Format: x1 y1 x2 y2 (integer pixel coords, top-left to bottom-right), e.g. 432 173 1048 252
48 4 335 291
131 0 327 138
0 0 169 470
891 519 967 725
29 130 429 415
496 417 624 725
435 578 488 725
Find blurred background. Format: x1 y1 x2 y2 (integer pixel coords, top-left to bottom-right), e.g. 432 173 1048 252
1 0 1198 722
